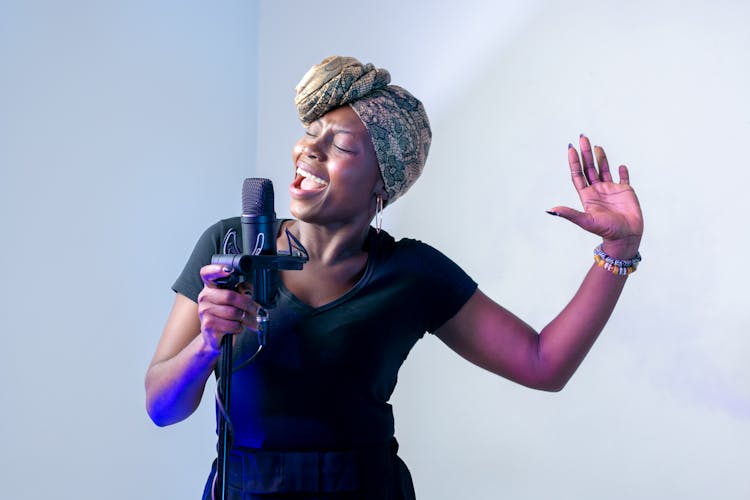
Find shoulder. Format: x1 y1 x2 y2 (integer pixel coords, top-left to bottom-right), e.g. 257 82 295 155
370 230 478 333
373 229 470 277
193 217 241 251
180 217 242 272
388 233 453 266
172 217 240 302
211 216 242 237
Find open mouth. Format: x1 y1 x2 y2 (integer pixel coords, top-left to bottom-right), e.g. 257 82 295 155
296 167 329 190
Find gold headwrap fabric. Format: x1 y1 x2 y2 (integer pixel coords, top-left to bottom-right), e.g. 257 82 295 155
294 56 431 205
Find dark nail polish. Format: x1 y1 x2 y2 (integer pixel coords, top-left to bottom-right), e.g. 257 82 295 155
222 266 232 273
568 143 573 149
546 210 559 216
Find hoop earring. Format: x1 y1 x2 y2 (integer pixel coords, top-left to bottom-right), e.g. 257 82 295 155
375 196 384 234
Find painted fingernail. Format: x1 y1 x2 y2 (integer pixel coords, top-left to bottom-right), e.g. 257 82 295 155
579 133 585 138
546 210 559 216
222 266 232 273
568 143 573 149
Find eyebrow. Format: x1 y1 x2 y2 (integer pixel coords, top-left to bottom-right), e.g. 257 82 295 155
310 119 361 136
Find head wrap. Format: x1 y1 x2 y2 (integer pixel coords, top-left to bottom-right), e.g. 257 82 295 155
294 56 431 205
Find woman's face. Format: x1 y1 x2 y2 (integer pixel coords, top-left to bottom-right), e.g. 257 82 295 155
289 106 384 226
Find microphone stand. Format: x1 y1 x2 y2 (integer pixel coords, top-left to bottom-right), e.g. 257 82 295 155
216 335 233 500
211 255 305 500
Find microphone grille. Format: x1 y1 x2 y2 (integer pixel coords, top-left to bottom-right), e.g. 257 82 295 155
242 178 275 216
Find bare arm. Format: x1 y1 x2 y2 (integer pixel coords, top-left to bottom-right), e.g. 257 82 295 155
436 135 643 391
437 263 631 391
145 265 256 426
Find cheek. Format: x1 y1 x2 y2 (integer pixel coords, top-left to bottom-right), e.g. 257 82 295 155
330 161 359 183
331 160 379 193
292 141 304 161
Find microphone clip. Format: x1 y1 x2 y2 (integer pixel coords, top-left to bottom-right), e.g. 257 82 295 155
210 227 309 308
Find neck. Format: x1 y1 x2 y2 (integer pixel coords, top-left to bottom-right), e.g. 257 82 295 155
291 219 372 266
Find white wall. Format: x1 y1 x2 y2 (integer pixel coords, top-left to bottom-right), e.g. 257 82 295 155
1 1 748 499
0 1 258 498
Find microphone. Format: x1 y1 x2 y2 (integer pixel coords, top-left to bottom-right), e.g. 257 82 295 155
211 177 307 314
241 178 278 309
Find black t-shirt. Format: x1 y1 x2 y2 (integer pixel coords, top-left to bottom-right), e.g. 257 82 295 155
173 217 477 450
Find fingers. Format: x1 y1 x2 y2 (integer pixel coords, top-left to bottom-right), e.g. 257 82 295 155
618 164 630 185
200 292 254 321
200 264 234 288
196 264 258 352
594 145 613 183
579 135 599 185
236 281 254 296
568 144 588 192
547 205 591 230
198 276 257 343
569 135 622 188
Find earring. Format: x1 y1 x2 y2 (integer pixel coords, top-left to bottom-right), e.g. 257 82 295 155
375 196 384 234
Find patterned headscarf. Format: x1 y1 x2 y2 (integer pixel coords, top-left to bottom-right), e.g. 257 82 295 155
295 56 431 205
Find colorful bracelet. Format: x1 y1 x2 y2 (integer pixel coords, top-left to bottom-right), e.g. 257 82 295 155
593 244 642 276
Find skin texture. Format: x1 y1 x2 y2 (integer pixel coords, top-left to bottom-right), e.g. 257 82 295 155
145 117 643 425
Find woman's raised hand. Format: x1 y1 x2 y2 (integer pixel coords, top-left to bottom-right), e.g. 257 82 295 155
549 134 644 258
197 264 257 352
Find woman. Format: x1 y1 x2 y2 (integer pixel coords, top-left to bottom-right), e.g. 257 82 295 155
145 56 643 499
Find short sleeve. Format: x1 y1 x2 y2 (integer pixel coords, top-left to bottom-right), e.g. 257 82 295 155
418 243 477 333
389 238 478 333
171 219 233 302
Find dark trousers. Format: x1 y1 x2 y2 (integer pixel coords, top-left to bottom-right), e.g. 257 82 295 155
202 439 416 500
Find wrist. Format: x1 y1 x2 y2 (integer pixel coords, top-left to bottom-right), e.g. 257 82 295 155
593 242 642 276
601 235 641 260
197 332 222 358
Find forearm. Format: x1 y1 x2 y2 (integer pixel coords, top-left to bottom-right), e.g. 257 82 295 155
145 334 220 426
537 238 640 389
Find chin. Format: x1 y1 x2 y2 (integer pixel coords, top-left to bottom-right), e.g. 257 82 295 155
288 202 304 221
288 201 319 224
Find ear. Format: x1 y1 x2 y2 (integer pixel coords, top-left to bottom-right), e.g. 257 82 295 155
373 178 388 204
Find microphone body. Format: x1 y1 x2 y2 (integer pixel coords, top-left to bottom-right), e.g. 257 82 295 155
241 178 278 308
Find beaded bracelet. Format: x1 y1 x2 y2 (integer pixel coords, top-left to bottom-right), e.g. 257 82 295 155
593 244 642 276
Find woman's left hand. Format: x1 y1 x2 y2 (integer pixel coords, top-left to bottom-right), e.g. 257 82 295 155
549 134 644 258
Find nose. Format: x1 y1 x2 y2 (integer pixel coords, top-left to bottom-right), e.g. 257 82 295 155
304 145 318 159
301 135 325 161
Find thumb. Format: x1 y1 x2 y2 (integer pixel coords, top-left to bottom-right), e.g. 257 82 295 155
547 206 591 229
200 263 235 288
